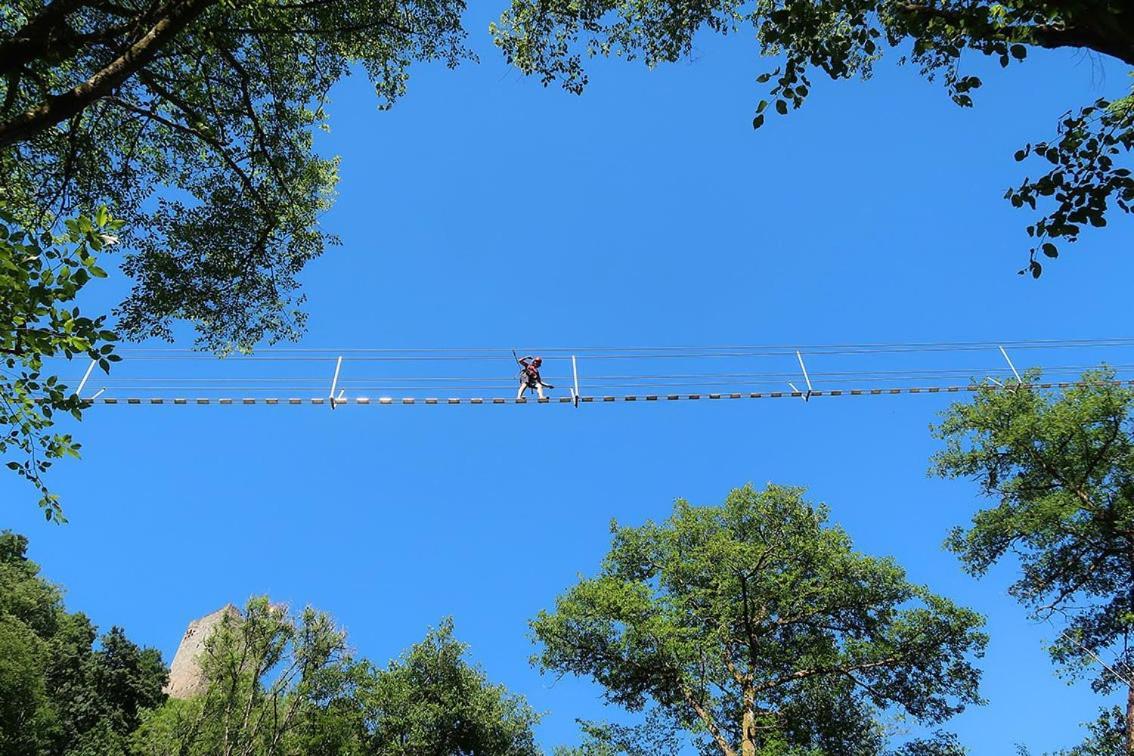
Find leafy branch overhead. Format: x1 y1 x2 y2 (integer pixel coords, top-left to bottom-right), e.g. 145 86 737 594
0 210 119 521
491 0 1134 275
0 0 470 514
0 0 472 351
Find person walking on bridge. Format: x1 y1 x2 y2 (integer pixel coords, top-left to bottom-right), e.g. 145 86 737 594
515 353 553 400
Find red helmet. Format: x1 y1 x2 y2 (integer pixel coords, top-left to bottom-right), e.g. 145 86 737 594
532 357 542 366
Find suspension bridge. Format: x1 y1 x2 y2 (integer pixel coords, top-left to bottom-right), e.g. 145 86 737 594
63 338 1134 407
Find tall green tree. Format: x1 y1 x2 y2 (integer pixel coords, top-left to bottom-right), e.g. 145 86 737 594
130 598 541 755
932 368 1134 753
492 0 1134 276
0 530 168 754
531 484 987 756
358 616 542 755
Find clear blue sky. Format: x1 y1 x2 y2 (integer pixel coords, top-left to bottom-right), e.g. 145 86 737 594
5 4 1134 752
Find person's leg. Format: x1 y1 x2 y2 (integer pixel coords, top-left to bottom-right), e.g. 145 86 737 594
536 382 545 400
517 380 527 401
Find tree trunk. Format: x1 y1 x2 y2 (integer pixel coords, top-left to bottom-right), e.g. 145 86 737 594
1128 551 1134 755
1126 680 1134 755
741 686 756 756
740 708 755 756
0 0 217 147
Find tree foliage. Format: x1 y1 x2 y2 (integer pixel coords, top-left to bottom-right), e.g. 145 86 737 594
0 0 470 349
0 530 168 755
491 0 1134 274
1055 706 1126 755
131 598 541 755
130 597 365 755
932 368 1134 753
0 535 540 754
531 484 987 756
0 0 471 513
0 210 119 519
359 616 542 755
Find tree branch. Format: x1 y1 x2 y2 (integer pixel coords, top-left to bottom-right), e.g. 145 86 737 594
214 45 297 205
0 0 218 147
0 0 89 75
209 19 414 37
105 95 266 212
753 653 906 696
893 3 1134 66
677 683 736 756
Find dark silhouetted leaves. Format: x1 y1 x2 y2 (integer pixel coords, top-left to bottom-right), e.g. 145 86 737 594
491 0 1134 275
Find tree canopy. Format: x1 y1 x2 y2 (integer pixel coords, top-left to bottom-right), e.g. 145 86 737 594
359 616 542 755
1 0 470 350
932 368 1134 753
131 598 541 755
0 0 471 513
491 0 1134 276
0 530 168 755
0 534 542 754
531 484 987 756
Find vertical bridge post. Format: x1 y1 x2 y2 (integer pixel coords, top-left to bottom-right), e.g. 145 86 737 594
572 355 580 408
999 345 1023 384
789 350 814 402
329 356 343 409
75 358 97 397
